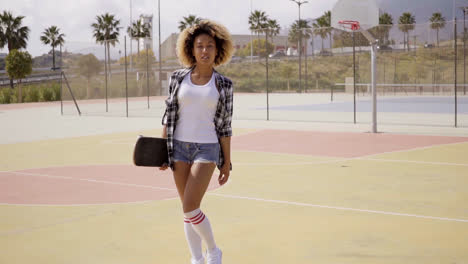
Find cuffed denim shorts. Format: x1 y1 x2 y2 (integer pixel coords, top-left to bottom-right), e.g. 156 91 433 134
173 139 220 164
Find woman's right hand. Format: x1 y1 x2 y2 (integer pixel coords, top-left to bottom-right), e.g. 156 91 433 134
159 164 169 171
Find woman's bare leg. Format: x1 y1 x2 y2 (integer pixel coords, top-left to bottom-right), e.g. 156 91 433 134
182 162 219 254
183 162 216 213
173 161 204 262
173 161 192 202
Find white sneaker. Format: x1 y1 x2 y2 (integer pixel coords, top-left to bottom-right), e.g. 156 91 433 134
206 247 222 264
191 256 205 264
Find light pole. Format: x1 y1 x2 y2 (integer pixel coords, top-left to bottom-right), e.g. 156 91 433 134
250 0 253 64
463 7 467 95
129 0 133 71
291 0 308 93
158 0 163 95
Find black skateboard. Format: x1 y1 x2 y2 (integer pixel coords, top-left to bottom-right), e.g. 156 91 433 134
133 136 169 167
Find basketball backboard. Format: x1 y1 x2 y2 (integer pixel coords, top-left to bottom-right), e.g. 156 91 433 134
331 0 379 32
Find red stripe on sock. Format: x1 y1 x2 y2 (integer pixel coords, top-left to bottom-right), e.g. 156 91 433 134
190 213 204 224
192 214 205 225
190 213 204 223
184 220 190 223
188 212 203 221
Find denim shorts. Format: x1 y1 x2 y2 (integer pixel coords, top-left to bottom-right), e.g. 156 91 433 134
173 139 220 164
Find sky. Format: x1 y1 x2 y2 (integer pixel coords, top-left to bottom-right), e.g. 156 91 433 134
0 0 339 58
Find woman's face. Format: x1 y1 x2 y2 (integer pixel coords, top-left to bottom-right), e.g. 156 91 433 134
192 33 217 67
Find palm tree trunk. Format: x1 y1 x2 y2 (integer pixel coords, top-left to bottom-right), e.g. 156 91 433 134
305 38 308 92
137 39 140 54
8 46 14 89
257 32 261 63
18 82 22 103
436 28 439 47
52 46 56 70
107 42 112 75
403 33 406 51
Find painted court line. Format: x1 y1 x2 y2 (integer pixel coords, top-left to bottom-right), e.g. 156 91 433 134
208 193 468 223
3 170 467 223
0 197 180 207
359 140 468 159
6 171 176 192
236 158 348 166
360 158 468 167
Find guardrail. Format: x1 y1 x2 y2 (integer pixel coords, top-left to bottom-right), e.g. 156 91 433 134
0 72 62 86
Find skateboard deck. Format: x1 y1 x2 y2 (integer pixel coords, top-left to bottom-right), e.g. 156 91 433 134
133 136 169 167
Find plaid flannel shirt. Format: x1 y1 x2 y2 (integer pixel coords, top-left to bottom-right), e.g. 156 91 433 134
162 66 233 170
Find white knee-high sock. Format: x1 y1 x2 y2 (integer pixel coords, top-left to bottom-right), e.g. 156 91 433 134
184 208 217 251
183 219 203 261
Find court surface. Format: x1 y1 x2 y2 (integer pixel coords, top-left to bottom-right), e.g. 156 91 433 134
267 96 468 114
1 99 468 264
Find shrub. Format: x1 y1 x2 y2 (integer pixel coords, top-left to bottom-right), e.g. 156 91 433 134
41 86 55 101
0 88 13 104
25 86 40 102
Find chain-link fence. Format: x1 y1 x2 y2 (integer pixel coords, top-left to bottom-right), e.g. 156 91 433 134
54 20 468 127
61 37 168 117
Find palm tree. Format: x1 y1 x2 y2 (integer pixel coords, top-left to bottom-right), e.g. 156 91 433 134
265 19 280 46
0 11 30 88
289 19 312 91
398 12 416 51
321 11 333 49
127 19 150 54
40 26 65 70
429 12 446 47
378 12 393 45
312 17 328 51
248 10 268 57
91 13 121 74
178 15 201 31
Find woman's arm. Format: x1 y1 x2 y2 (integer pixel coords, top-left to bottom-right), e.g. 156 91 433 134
218 136 231 185
162 125 167 138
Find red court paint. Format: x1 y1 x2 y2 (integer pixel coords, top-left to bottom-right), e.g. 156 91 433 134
233 129 468 158
0 165 220 205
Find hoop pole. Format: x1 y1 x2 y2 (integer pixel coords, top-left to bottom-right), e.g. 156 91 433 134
125 36 129 118
353 31 356 124
371 43 377 133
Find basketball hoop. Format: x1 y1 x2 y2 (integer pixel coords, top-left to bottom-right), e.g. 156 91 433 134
338 20 360 31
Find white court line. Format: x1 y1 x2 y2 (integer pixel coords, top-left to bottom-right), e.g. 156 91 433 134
235 140 468 166
2 168 467 223
208 193 468 223
359 158 468 167
99 129 262 145
7 171 177 192
237 150 344 159
0 197 180 207
235 158 349 166
358 140 468 159
0 163 133 174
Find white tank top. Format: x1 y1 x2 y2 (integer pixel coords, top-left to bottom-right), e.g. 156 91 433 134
174 72 220 143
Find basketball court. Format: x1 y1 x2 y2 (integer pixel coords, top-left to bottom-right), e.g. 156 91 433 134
1 96 468 264
2 0 468 262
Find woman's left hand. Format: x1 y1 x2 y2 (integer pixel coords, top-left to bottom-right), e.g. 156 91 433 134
218 162 230 186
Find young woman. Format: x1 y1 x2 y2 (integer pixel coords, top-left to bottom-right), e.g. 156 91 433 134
159 20 234 264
